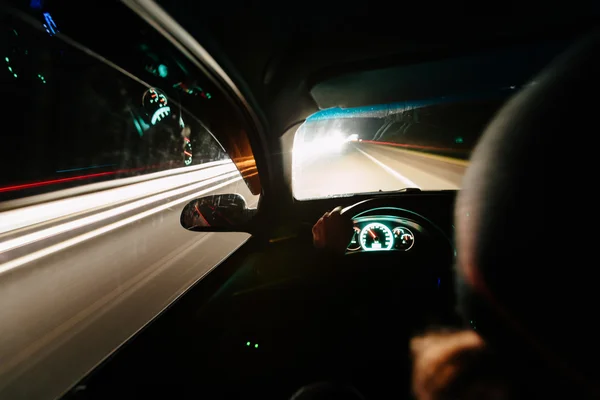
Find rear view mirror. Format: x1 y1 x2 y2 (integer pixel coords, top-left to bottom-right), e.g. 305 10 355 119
180 193 256 232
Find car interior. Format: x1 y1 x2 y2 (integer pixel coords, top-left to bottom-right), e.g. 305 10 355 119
55 5 599 400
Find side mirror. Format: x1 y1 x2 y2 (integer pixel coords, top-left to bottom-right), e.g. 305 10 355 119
180 193 256 232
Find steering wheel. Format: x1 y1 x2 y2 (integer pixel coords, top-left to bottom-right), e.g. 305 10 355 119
339 197 460 330
340 197 456 301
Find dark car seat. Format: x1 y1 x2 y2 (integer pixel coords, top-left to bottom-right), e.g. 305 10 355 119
455 29 600 398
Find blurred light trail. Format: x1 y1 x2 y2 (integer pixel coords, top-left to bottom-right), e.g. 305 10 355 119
0 162 237 235
0 170 240 257
0 175 242 276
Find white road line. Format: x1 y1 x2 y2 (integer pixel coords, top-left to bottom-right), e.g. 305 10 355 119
356 147 420 188
0 176 243 276
0 163 237 235
0 171 240 255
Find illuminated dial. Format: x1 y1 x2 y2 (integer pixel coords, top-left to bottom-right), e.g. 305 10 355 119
359 222 393 251
393 227 415 251
142 87 168 108
183 138 193 166
142 87 171 125
347 226 361 251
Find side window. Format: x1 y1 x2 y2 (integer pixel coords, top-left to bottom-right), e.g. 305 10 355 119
0 4 259 398
0 3 233 202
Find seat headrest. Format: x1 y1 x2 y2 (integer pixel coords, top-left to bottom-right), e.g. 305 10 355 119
455 30 600 394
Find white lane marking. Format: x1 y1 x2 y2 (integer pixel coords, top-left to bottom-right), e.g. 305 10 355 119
356 147 420 188
0 163 237 235
0 171 240 255
0 176 242 276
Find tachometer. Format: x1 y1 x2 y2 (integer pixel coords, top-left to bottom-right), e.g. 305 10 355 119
359 222 393 251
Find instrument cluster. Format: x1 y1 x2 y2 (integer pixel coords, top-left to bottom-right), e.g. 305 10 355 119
346 216 419 253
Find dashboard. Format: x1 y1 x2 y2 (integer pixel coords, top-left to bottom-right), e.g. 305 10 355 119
347 215 420 253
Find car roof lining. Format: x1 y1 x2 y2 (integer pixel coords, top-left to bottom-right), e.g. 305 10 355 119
156 6 600 139
309 39 572 109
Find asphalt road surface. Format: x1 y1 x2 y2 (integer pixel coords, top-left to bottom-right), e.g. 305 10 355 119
293 142 468 199
0 143 467 399
0 162 258 400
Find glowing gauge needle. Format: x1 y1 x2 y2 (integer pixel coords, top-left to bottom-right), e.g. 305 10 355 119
184 151 192 157
367 229 377 239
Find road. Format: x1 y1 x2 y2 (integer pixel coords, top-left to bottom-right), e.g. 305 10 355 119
0 143 466 399
0 161 258 400
293 142 468 199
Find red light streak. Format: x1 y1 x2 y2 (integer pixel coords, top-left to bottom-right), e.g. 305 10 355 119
0 164 168 193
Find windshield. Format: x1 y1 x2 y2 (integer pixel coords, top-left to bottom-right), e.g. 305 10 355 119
292 96 495 199
292 42 569 200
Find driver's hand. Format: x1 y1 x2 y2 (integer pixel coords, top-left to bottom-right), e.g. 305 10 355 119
312 206 354 255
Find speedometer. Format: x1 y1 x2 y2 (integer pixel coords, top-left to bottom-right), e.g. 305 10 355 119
359 222 393 251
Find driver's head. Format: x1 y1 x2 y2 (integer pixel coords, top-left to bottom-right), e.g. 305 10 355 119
412 31 600 399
